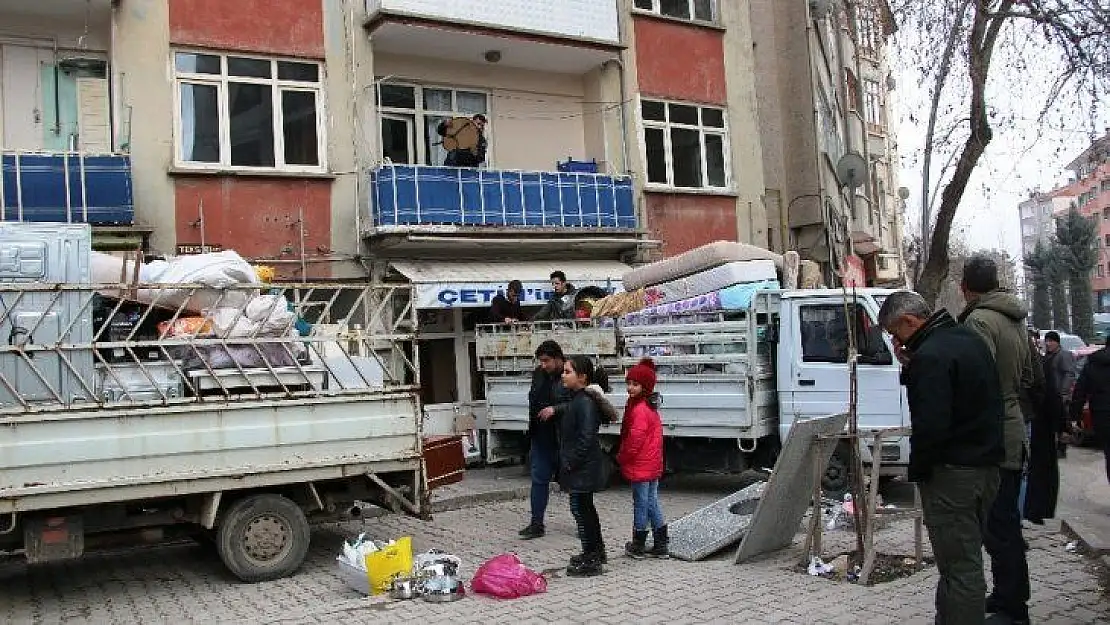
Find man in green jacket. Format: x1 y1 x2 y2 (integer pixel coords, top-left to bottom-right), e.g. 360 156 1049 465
959 255 1035 625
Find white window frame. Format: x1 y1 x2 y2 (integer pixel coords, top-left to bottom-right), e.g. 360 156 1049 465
172 50 327 173
376 82 492 167
633 0 718 24
639 97 731 191
862 78 884 128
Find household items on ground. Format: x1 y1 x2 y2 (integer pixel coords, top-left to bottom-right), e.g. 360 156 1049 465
336 534 491 603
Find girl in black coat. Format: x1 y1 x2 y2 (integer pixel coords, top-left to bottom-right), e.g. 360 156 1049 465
559 355 610 577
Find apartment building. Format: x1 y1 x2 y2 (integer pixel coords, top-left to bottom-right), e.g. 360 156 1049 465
750 0 904 285
1050 131 1110 312
1017 191 1072 303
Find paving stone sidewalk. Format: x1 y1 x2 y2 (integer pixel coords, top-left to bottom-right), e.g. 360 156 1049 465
1 472 1106 624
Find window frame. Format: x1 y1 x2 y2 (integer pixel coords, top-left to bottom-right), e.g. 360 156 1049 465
172 50 327 173
639 97 732 191
633 0 718 25
375 81 492 167
862 78 884 131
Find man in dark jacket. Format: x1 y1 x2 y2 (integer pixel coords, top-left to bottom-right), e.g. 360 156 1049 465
1072 347 1110 484
533 271 577 321
879 291 1004 625
519 340 569 540
489 280 524 323
958 256 1034 624
436 114 487 167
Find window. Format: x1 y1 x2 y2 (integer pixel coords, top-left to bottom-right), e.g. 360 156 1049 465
1103 208 1109 220
1021 205 1034 218
856 0 882 57
1099 265 1106 278
634 0 716 23
863 79 884 130
641 99 729 189
376 83 489 166
817 88 843 161
800 304 891 365
173 52 324 171
845 70 860 114
1104 233 1110 246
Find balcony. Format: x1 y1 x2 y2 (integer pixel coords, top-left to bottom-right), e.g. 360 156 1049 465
1 151 134 226
365 0 623 74
365 165 641 258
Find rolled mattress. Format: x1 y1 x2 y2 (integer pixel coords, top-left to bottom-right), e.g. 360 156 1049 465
643 260 778 305
623 241 783 290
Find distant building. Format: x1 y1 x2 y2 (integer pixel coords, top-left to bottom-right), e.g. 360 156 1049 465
1018 191 1073 303
1051 130 1110 312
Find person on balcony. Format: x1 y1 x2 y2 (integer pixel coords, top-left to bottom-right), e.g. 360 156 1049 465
436 114 487 167
490 280 524 323
533 271 577 321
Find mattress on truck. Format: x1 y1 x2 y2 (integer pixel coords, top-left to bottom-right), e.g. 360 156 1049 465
623 241 784 290
644 260 778 305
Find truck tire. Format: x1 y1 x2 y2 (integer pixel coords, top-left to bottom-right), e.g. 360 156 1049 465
216 494 311 583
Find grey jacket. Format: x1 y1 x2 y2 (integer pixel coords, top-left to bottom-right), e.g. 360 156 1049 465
1044 347 1077 399
958 291 1035 471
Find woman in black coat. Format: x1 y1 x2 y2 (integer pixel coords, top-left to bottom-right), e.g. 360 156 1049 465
1025 342 1066 523
559 354 610 577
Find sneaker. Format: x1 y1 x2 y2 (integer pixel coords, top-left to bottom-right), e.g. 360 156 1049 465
518 523 545 540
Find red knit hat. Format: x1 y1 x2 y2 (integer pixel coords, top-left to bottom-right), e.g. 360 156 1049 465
625 358 657 394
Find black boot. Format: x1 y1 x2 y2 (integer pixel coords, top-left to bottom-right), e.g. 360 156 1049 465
648 525 670 558
625 530 649 559
567 551 603 577
571 543 607 566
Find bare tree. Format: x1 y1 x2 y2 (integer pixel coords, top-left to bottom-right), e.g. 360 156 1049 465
892 0 1110 306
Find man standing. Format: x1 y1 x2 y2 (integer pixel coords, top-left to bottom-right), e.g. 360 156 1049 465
437 114 487 167
519 340 568 539
958 256 1034 625
1071 346 1110 484
533 271 577 321
879 291 1004 625
490 280 524 323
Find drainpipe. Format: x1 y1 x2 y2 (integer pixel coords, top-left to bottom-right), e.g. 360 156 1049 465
805 4 832 272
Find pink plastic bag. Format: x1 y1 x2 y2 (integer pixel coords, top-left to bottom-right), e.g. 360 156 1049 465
470 553 547 599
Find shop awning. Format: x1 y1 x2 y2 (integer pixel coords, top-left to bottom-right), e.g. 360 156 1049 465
391 260 631 309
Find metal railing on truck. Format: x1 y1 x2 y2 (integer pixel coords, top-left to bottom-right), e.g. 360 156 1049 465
0 282 419 414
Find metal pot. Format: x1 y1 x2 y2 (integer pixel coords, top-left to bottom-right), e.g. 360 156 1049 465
388 575 420 600
421 575 464 603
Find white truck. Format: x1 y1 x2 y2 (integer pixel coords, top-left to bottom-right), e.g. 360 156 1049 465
0 224 446 582
477 288 907 492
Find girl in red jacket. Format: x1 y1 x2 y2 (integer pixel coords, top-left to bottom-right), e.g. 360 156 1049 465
617 358 668 558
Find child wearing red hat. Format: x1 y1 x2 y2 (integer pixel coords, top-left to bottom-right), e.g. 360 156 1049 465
617 358 668 559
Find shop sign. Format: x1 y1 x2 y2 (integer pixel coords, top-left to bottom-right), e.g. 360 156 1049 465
176 244 224 255
415 280 621 309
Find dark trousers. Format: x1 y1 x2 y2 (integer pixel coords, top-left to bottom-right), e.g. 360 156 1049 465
529 439 559 526
1096 420 1110 485
568 492 603 554
919 465 999 625
984 468 1030 620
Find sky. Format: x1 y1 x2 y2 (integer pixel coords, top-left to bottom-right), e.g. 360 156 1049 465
892 21 1109 262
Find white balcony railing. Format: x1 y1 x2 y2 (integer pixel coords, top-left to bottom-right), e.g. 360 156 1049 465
367 0 620 45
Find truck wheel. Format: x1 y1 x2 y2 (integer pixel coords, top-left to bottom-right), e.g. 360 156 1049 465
822 449 851 496
216 494 311 583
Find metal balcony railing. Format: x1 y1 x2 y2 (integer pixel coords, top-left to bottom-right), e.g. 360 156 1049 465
368 164 637 231
1 151 134 225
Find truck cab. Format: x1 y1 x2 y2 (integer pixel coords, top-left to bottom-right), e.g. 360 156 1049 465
772 289 908 490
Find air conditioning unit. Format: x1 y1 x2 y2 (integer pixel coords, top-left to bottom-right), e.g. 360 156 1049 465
875 253 901 281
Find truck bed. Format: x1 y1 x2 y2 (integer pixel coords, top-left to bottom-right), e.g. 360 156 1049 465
0 394 421 514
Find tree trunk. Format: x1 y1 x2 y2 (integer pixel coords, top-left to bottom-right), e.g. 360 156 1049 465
1051 282 1070 332
917 0 1013 305
1070 276 1094 340
1032 278 1052 330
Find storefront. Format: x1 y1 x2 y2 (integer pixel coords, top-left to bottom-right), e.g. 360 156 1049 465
389 259 631 462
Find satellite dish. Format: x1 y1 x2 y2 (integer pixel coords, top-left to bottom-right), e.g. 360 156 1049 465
835 152 868 190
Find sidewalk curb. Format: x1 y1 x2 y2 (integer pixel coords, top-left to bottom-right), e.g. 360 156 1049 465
430 485 532 514
1060 517 1110 556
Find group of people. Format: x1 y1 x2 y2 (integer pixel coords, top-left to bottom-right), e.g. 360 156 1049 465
879 255 1110 625
489 271 583 323
520 338 668 577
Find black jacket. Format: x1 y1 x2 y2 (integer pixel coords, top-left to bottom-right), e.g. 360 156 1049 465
558 389 607 493
1072 347 1110 423
489 293 523 322
532 283 577 321
900 310 1005 482
528 366 568 447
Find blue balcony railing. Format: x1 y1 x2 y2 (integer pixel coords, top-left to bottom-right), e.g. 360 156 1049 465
1 151 134 225
369 165 637 230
